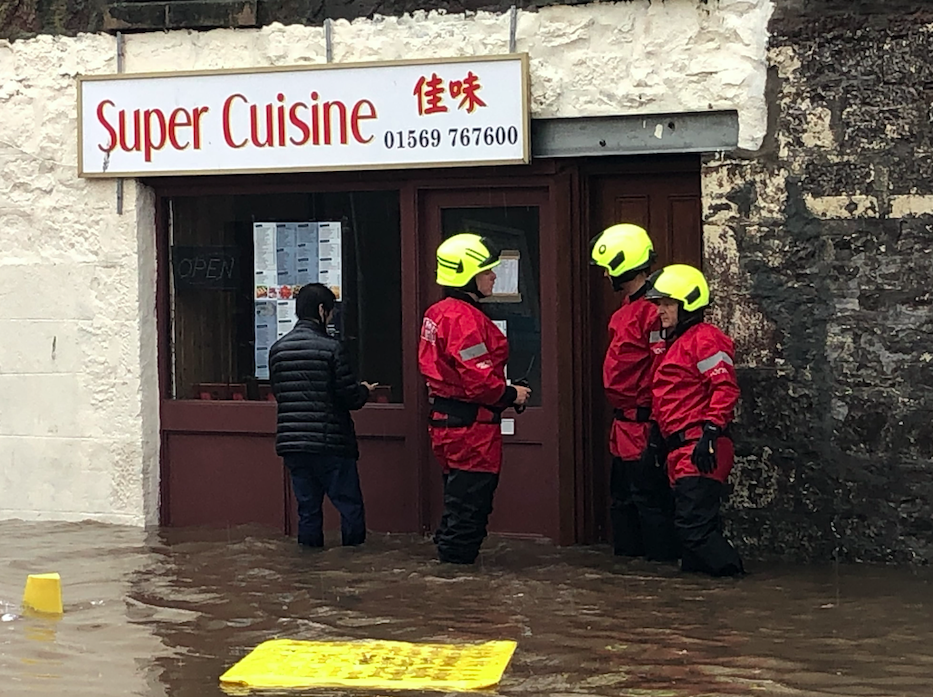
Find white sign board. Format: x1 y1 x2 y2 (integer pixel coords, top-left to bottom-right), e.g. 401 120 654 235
78 55 529 177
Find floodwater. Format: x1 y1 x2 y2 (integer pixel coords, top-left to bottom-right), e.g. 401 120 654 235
1 521 931 697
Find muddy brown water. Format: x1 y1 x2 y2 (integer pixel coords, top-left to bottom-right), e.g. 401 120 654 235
1 521 931 697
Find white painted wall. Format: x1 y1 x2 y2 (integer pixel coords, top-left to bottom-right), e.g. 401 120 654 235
0 34 160 525
0 0 772 524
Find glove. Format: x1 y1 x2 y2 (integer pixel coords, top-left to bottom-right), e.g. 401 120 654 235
691 422 721 474
640 421 666 469
512 378 530 414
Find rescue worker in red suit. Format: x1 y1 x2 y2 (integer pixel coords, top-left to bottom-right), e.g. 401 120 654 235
418 233 532 564
646 264 744 577
590 223 679 561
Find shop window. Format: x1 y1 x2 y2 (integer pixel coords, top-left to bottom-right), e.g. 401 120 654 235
441 206 542 406
168 190 403 403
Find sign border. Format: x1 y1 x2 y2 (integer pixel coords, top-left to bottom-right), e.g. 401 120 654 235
77 53 530 178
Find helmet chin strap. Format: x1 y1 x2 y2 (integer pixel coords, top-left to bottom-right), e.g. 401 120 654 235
610 264 651 293
669 307 704 340
463 277 487 298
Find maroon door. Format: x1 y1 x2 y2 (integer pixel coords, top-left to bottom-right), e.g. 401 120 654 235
418 187 564 540
583 166 702 542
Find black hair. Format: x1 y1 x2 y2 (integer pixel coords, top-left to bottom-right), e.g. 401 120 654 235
296 283 336 321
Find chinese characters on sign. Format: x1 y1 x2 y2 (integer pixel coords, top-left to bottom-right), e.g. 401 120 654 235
413 70 487 115
78 55 529 177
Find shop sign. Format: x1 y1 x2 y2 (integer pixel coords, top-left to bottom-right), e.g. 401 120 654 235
77 55 529 178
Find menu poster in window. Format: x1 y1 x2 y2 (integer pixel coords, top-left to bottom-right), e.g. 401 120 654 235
276 300 297 339
253 223 277 291
317 222 343 300
276 223 298 287
253 220 344 377
254 301 277 379
296 223 319 285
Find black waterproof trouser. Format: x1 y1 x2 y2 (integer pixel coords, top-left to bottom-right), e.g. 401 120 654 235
434 469 500 564
610 457 680 561
673 476 744 577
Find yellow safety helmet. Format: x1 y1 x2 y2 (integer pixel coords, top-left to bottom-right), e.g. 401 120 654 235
436 233 500 287
589 223 656 281
645 264 710 313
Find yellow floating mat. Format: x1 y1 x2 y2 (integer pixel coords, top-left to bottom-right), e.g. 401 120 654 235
219 638 518 693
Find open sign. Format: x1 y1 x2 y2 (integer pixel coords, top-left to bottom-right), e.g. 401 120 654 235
172 246 239 290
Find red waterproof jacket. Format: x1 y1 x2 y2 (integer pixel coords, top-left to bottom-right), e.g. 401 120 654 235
652 322 740 482
602 292 666 460
419 295 511 473
419 296 510 404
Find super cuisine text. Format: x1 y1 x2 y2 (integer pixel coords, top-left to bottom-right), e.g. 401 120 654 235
92 69 503 163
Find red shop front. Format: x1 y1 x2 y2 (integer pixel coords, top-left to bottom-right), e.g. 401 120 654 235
152 155 702 544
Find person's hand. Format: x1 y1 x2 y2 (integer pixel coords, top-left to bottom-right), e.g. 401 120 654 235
513 385 532 406
640 421 665 469
362 381 379 392
691 422 721 473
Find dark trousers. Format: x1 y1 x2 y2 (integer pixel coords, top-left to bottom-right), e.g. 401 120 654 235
434 469 499 564
283 453 366 547
610 457 680 561
673 476 744 576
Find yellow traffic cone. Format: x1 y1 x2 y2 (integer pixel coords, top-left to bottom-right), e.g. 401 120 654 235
22 573 63 615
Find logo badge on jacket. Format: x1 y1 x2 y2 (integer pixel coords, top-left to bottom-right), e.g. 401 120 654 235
421 317 438 344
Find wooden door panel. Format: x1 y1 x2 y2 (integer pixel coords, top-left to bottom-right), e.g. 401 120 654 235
583 168 701 542
165 432 286 529
489 443 552 536
613 196 650 229
359 438 420 532
419 187 562 541
669 195 702 265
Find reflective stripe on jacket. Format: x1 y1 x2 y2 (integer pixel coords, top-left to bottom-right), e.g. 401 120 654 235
652 322 740 438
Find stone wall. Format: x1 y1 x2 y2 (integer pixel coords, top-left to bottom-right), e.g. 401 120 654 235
705 2 933 563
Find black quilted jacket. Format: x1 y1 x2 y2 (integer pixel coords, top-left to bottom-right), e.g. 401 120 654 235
268 319 369 458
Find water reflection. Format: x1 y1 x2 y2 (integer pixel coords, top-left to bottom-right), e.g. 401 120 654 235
0 520 930 697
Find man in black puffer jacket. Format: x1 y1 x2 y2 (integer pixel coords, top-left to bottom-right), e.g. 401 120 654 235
269 283 374 548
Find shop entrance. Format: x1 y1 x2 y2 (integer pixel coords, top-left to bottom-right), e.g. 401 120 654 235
418 186 566 541
580 158 703 543
152 156 699 546
154 167 575 543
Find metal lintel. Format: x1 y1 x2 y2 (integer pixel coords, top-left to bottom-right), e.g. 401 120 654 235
531 111 739 158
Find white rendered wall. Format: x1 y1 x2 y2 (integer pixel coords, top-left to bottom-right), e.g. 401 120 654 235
0 34 159 524
0 0 771 524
